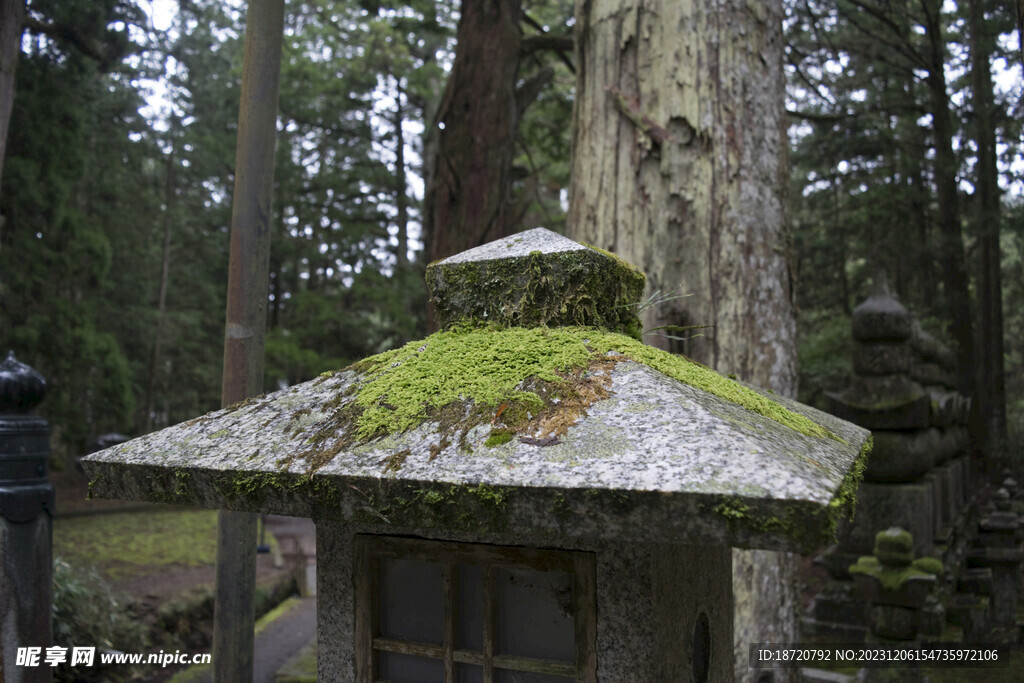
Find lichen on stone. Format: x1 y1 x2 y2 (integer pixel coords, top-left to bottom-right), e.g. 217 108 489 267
583 333 839 440
848 527 941 592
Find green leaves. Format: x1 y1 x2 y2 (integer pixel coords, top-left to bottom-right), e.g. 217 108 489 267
0 0 584 463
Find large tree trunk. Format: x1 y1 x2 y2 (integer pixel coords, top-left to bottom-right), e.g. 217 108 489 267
0 0 25 238
899 90 937 314
968 0 1008 465
569 1 796 679
922 0 977 455
422 0 522 266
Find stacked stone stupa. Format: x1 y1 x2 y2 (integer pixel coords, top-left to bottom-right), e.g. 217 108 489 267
908 319 972 548
965 489 1022 629
826 272 971 556
804 273 971 640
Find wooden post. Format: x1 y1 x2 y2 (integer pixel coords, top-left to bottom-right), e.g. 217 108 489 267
213 0 284 680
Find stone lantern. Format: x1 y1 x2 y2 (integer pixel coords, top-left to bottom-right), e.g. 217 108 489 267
85 229 871 682
848 528 941 641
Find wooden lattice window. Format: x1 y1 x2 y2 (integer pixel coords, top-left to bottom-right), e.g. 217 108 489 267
354 535 597 683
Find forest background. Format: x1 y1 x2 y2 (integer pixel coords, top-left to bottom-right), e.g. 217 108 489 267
0 0 1021 469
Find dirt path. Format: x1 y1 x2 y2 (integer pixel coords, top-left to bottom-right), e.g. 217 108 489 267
254 597 317 682
54 470 320 680
180 596 317 683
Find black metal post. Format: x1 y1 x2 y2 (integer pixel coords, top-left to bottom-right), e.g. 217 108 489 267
0 351 53 683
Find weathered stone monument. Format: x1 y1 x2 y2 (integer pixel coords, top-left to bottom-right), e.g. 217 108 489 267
85 229 871 681
805 273 971 641
849 528 941 642
827 273 968 557
847 528 942 683
965 489 1021 630
907 319 971 549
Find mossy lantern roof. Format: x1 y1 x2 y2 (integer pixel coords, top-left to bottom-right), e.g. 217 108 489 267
84 229 871 554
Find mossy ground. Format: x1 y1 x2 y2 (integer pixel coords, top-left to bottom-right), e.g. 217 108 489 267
54 509 218 581
275 637 317 683
166 597 308 683
53 508 276 581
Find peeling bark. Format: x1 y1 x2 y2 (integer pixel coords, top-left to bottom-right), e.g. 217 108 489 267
569 1 797 678
569 0 796 396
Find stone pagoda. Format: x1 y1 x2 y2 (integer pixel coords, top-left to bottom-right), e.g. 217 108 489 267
806 272 971 641
826 272 969 559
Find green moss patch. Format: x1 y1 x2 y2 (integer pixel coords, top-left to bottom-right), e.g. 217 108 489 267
912 556 942 575
254 595 304 637
703 495 836 553
426 246 646 337
874 527 915 566
287 327 837 474
53 508 279 582
276 637 318 683
354 326 600 439
848 533 942 592
820 435 870 537
356 327 834 439
53 509 219 581
848 556 937 592
485 429 515 447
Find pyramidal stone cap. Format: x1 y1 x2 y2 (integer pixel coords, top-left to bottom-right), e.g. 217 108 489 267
426 227 646 337
83 230 872 554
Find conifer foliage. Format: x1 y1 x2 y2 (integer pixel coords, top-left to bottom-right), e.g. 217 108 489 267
0 0 1019 464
